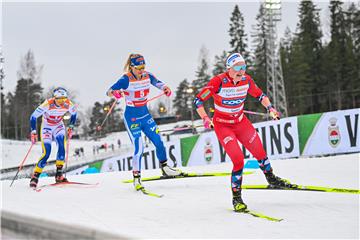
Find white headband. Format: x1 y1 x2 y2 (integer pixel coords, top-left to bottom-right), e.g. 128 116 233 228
226 53 245 68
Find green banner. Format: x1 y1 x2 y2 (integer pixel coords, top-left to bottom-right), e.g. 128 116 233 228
180 135 200 166
297 113 323 154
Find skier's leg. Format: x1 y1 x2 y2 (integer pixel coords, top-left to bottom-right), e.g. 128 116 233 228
54 124 68 182
142 115 181 177
235 116 294 188
234 116 269 171
30 126 52 188
124 114 144 189
214 122 247 211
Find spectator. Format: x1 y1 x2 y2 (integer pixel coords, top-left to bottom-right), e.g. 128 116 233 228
80 147 84 156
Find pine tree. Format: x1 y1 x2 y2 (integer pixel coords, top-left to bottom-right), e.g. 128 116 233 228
17 49 43 84
212 51 227 76
252 4 267 92
345 2 360 108
324 0 357 110
286 38 311 115
192 46 212 117
173 79 192 120
7 50 44 139
229 5 251 65
280 27 295 114
89 101 104 136
295 0 323 113
9 79 43 139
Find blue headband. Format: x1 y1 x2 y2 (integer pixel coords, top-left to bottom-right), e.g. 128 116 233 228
130 55 145 66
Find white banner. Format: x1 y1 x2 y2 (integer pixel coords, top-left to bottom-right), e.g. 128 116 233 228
100 140 181 172
302 109 360 156
185 117 300 166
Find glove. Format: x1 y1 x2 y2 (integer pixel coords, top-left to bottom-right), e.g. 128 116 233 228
163 86 172 97
67 125 74 139
203 116 214 129
112 90 123 99
30 130 37 144
268 107 280 120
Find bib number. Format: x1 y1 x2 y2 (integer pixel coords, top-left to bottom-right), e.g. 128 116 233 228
134 89 150 98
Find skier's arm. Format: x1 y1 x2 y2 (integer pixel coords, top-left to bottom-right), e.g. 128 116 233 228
148 72 171 96
248 77 280 119
106 75 129 98
193 76 220 128
29 100 48 131
194 91 214 129
68 101 77 127
148 72 166 90
194 76 220 116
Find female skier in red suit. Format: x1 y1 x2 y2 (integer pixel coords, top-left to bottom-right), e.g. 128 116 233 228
194 53 294 211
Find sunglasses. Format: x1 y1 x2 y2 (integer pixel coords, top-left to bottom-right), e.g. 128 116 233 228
55 97 67 102
232 65 246 72
133 65 145 70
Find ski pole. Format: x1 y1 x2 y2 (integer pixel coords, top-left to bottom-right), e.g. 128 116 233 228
96 100 117 131
145 92 165 104
132 92 166 107
160 124 204 133
243 110 268 116
64 134 71 178
10 143 35 187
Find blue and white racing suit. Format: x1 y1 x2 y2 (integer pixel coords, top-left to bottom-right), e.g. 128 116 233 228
30 98 77 173
108 71 167 172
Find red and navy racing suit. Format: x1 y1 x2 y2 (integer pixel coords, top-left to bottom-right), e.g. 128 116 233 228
194 72 272 193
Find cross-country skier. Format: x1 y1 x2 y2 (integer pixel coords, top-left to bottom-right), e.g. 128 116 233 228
29 87 77 188
106 53 182 190
194 53 294 212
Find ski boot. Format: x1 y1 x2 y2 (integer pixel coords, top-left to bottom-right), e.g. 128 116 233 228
29 172 40 188
133 171 144 191
265 171 296 188
161 162 182 177
55 166 68 183
232 190 247 212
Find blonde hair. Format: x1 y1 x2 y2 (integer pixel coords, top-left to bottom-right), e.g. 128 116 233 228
124 53 142 72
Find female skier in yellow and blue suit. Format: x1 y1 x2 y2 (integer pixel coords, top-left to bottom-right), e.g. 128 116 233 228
29 87 77 188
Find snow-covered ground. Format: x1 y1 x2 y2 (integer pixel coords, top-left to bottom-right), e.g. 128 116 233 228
1 153 359 239
1 119 203 169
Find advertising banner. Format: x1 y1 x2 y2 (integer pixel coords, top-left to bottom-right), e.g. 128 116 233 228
100 140 181 172
181 117 300 166
301 109 360 156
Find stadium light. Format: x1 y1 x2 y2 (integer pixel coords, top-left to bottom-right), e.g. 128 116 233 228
265 0 281 10
186 88 194 94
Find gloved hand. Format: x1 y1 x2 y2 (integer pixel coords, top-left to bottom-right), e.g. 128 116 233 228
112 90 123 99
268 107 280 120
203 116 214 129
67 125 74 139
30 130 37 144
163 86 172 97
